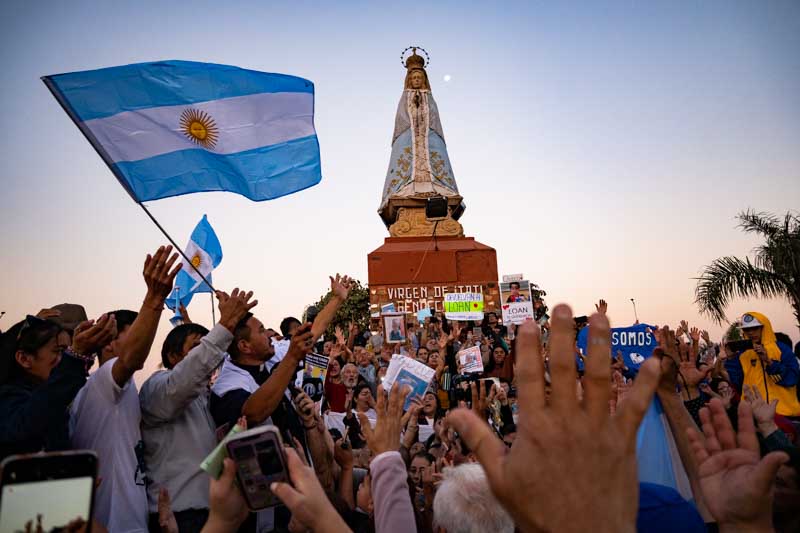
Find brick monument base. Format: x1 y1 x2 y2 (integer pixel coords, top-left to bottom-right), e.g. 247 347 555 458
367 235 500 318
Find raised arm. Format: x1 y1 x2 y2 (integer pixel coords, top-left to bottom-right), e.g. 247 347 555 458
294 391 336 492
140 289 257 422
112 246 180 387
653 326 711 521
241 324 314 424
310 274 353 340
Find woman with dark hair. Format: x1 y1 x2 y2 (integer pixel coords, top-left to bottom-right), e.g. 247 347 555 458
417 391 442 426
484 345 514 381
0 314 114 460
343 382 377 449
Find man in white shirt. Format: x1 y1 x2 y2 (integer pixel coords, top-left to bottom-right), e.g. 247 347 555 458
70 245 181 533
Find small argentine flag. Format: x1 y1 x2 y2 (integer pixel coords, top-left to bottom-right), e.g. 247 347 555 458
42 60 321 202
168 215 223 316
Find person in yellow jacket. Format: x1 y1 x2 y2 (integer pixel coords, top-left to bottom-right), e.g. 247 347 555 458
727 311 800 417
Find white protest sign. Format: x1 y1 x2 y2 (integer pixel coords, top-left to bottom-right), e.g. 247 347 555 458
502 301 534 324
443 292 484 321
457 345 484 373
502 273 524 283
382 355 436 410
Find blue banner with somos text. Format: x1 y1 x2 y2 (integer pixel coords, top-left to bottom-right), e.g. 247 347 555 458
577 323 657 370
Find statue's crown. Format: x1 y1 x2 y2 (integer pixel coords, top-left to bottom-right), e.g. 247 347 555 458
405 50 425 70
401 46 429 70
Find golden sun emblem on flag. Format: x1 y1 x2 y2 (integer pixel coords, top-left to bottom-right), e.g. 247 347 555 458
190 254 202 268
180 108 219 149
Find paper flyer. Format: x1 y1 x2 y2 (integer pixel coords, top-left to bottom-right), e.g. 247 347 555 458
457 345 484 373
200 421 246 479
382 354 436 410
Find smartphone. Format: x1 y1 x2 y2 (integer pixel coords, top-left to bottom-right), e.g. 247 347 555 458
479 377 500 394
472 327 483 342
226 425 290 510
1 451 98 533
726 339 753 354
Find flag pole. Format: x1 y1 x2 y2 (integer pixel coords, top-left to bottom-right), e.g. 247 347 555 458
210 292 217 324
42 77 217 295
137 202 216 293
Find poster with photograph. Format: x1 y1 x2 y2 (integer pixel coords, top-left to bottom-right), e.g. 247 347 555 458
382 354 436 410
302 353 330 401
457 345 484 373
382 312 407 343
499 278 534 324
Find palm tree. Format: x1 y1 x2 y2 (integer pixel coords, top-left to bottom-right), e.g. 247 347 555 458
695 210 800 334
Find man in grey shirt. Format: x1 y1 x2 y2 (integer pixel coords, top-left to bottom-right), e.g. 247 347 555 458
139 289 256 532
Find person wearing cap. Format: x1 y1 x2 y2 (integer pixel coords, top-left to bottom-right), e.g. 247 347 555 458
726 311 800 417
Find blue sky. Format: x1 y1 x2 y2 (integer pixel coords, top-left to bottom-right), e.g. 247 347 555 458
1 1 798 379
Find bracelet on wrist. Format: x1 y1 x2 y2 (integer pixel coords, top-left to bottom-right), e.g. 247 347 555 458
64 347 97 367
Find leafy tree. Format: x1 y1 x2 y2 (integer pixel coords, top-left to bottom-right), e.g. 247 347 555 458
305 279 370 339
695 210 800 334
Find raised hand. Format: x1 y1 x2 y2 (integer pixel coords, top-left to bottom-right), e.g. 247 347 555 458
143 245 182 304
470 381 493 418
446 305 661 533
287 323 314 363
680 320 689 336
204 458 249 532
742 385 778 436
216 289 258 333
178 303 191 324
595 299 608 316
72 314 117 355
334 436 354 467
687 399 787 531
293 391 317 428
689 327 701 343
330 274 353 301
271 448 350 532
359 383 410 456
699 383 732 409
335 325 346 346
701 330 711 346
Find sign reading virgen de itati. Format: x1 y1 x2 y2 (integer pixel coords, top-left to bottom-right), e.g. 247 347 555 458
371 283 496 314
444 292 484 321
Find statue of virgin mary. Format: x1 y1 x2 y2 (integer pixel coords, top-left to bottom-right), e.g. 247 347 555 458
378 49 464 231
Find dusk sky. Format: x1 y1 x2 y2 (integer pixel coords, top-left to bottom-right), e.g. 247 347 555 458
1 1 798 383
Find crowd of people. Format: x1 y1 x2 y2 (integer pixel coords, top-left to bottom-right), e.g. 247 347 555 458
1 243 799 533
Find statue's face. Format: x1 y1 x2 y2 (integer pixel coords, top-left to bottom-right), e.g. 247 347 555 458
410 70 425 89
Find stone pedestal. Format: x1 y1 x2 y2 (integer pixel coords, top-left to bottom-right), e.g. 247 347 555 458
367 235 500 318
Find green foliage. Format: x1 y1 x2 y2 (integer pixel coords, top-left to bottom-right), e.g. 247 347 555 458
306 279 371 339
695 210 800 331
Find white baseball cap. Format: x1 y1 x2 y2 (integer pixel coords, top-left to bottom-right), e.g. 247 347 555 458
740 314 763 329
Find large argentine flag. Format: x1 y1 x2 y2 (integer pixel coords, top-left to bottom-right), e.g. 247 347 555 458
42 60 320 202
167 214 223 313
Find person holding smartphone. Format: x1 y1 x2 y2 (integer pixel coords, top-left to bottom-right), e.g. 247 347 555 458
726 311 800 417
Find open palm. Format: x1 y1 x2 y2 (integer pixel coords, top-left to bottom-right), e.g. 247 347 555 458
688 398 787 528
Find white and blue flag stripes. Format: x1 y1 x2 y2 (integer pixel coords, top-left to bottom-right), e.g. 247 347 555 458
42 60 321 202
167 214 223 314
